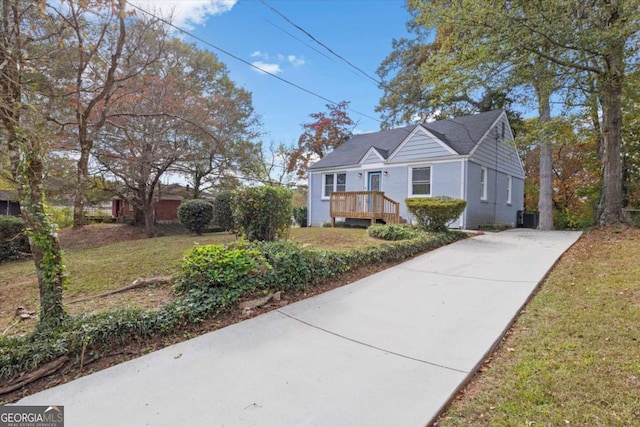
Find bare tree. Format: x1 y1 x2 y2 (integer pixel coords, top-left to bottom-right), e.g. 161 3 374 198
45 0 168 227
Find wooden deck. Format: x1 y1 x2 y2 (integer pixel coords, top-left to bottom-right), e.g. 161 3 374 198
329 191 400 226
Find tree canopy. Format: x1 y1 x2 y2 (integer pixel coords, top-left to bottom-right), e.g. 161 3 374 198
379 0 640 227
287 101 355 178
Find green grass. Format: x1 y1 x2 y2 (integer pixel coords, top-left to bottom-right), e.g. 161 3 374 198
437 228 640 426
0 227 382 300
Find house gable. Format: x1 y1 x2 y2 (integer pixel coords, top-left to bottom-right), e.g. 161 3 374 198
360 147 386 165
388 126 457 163
469 111 525 179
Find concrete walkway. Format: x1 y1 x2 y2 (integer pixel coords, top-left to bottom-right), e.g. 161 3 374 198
19 229 581 427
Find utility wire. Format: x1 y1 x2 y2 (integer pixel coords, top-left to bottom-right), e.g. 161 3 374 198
127 2 383 124
259 0 383 87
259 0 407 111
262 17 335 62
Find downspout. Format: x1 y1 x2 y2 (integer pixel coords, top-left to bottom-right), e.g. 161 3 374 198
461 158 467 229
493 130 499 225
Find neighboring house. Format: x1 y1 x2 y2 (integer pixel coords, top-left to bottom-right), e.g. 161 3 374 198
307 110 525 229
0 190 21 216
112 184 208 222
112 196 183 222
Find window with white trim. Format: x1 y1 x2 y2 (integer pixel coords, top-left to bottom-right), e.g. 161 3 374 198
410 166 431 196
507 175 512 205
323 173 346 198
480 167 488 201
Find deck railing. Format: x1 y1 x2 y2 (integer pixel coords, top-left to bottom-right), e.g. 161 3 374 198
329 191 400 226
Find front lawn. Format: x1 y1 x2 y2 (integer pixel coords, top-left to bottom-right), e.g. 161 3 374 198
0 226 383 336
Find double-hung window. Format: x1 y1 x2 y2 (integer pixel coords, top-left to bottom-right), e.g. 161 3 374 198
323 173 346 198
410 166 431 196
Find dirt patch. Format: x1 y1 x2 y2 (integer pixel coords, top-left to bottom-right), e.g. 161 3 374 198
58 223 146 251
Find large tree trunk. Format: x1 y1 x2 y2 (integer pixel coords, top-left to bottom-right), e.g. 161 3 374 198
73 144 90 228
536 88 554 230
143 204 155 238
2 0 65 326
19 139 66 326
596 48 629 225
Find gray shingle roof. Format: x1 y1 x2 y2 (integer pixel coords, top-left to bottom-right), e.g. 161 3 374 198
309 109 504 170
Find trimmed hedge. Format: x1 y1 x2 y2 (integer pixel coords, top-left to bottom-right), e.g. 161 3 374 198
0 231 466 381
178 199 214 235
367 224 421 241
0 216 30 263
405 196 467 232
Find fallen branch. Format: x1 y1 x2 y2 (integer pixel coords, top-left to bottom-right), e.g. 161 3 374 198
239 291 282 312
0 356 69 395
68 276 173 304
2 319 20 336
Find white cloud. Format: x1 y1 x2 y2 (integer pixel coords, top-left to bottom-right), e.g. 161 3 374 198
249 52 305 74
129 0 237 30
251 61 282 75
251 51 269 60
287 55 305 67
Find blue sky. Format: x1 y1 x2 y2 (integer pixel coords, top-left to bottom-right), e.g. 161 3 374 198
134 0 412 144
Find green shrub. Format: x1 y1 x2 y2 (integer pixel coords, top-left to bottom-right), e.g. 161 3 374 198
175 244 270 294
178 199 214 235
232 186 292 241
227 240 349 291
322 220 347 228
293 206 308 227
213 191 235 232
405 196 467 232
368 224 421 241
0 216 30 263
554 207 594 230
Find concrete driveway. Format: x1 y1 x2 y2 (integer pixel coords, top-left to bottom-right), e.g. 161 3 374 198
18 229 582 426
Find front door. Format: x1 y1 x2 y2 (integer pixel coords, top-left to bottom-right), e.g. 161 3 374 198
368 171 382 191
367 171 382 213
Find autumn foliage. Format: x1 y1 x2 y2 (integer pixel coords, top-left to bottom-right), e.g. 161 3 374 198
287 101 355 178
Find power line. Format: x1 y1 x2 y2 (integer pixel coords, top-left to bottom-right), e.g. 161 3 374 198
262 17 335 62
258 0 407 116
127 2 383 124
259 0 383 87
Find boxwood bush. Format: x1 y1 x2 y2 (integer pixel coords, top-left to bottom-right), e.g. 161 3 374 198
405 196 467 232
178 199 214 235
367 224 421 241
